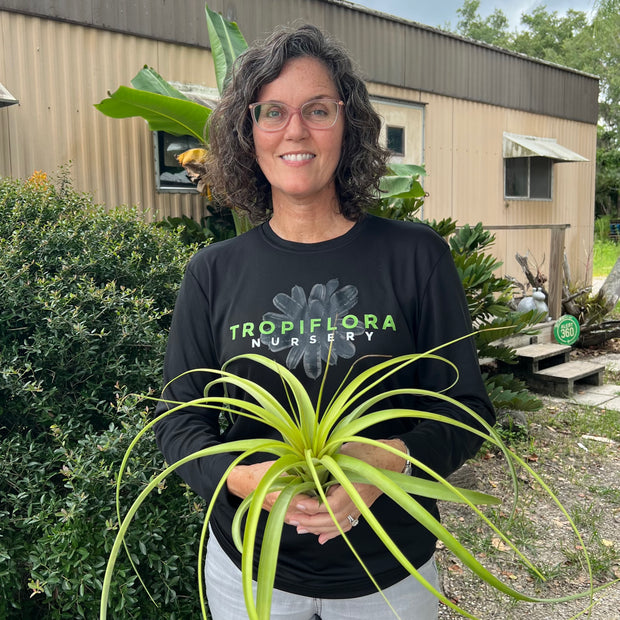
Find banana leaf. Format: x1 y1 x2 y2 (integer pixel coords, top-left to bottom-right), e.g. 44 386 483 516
95 86 210 142
205 4 248 94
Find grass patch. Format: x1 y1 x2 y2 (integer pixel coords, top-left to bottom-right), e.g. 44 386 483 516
561 505 618 580
587 485 620 504
592 239 620 277
544 404 620 442
603 366 620 384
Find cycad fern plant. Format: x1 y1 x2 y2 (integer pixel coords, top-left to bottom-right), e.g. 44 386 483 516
447 223 545 412
100 335 604 620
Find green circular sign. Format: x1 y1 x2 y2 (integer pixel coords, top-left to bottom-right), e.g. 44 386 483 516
554 314 580 345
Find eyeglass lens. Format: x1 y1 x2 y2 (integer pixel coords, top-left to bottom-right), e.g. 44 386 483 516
252 99 340 130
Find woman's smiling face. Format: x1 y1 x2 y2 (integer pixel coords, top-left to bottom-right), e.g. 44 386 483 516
252 56 345 209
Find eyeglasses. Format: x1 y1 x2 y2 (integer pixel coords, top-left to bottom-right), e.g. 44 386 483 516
249 98 344 132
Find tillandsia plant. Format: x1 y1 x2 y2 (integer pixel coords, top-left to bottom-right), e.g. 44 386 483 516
100 333 610 620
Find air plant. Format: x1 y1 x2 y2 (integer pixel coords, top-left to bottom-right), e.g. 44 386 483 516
100 334 605 619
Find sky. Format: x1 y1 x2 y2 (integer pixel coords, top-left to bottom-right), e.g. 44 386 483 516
350 0 598 31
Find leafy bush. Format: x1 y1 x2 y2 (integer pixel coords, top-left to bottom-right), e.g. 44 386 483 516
0 171 189 432
448 224 543 412
0 171 203 617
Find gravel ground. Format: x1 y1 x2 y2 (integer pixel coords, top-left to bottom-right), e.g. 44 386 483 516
434 396 620 620
433 276 620 619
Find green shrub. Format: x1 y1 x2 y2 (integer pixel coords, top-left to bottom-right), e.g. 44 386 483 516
0 172 190 432
0 408 206 619
447 223 542 412
0 171 203 617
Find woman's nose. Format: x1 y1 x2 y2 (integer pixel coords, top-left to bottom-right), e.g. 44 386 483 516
283 109 309 138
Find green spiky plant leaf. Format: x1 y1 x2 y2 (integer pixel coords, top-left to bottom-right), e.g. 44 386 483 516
100 333 609 620
205 4 248 93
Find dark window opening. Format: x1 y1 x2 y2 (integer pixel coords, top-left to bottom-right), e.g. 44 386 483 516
387 126 405 156
505 156 552 200
154 132 202 192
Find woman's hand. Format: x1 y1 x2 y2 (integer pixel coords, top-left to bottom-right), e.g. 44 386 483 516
287 439 408 544
226 461 315 513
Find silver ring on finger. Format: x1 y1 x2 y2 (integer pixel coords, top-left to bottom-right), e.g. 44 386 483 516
347 514 359 528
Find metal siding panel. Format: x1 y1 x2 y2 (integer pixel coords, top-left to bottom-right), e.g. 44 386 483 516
513 58 532 112
423 30 449 95
0 9 16 176
223 0 324 44
333 10 407 86
465 46 482 102
90 0 209 47
403 25 425 90
404 28 427 92
454 39 473 100
1 12 209 219
488 51 510 107
421 95 454 218
570 74 599 124
1 1 599 122
541 68 563 118
0 0 93 22
92 0 123 32
423 92 596 285
528 64 547 114
0 8 598 270
0 109 10 175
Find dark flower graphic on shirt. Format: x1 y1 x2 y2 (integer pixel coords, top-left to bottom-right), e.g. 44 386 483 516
261 279 364 379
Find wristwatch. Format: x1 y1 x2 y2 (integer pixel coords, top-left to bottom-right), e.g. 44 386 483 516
402 444 412 476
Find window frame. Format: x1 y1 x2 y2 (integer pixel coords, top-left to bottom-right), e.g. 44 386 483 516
153 131 202 193
504 156 553 201
386 125 405 157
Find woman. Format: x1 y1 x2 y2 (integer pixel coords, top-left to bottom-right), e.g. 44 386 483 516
155 24 495 619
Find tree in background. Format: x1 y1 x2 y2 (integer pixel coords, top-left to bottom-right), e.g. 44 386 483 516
450 0 620 217
454 0 510 47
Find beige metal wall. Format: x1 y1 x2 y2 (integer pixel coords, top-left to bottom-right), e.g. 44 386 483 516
370 82 596 286
0 10 212 220
1 0 599 124
373 98 425 166
1 10 596 285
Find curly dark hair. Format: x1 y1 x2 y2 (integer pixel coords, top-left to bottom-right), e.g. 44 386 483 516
207 23 390 223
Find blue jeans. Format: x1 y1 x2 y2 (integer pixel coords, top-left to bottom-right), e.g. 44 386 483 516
205 532 440 620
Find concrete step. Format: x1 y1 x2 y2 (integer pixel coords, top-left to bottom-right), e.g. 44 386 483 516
513 343 572 371
496 343 573 377
529 360 605 397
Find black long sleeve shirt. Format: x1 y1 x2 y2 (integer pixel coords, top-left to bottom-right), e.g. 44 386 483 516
154 214 495 598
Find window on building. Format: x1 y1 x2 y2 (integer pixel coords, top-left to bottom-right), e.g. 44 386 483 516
154 132 203 192
386 126 405 156
502 132 588 201
504 156 552 200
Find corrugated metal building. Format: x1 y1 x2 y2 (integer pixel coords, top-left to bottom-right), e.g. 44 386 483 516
0 0 599 305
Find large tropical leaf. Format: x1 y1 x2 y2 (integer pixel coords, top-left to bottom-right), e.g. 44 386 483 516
205 4 249 94
95 86 211 141
130 66 189 99
379 164 427 199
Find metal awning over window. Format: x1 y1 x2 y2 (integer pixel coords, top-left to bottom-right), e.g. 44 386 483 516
503 132 588 162
0 82 18 108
